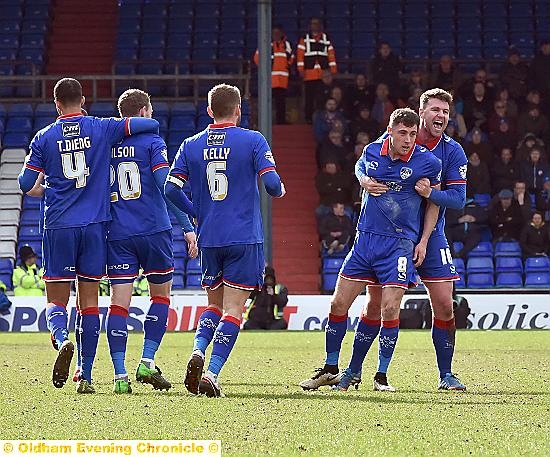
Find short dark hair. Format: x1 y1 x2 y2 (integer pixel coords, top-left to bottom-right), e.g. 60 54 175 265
53 78 82 106
208 84 241 119
117 89 150 117
420 88 453 108
389 108 420 128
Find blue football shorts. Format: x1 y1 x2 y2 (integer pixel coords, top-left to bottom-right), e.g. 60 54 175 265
416 232 460 282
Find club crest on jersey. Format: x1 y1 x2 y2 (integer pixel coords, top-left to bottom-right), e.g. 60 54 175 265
161 148 168 161
264 150 275 164
62 122 80 138
207 131 226 146
459 164 467 179
400 167 413 180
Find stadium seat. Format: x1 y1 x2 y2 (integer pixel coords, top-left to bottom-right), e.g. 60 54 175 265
0 272 12 290
0 257 13 273
0 148 26 164
455 275 465 288
173 257 185 273
185 273 202 289
6 117 32 133
322 273 338 292
172 274 185 290
466 257 494 274
19 210 40 226
186 258 201 274
468 241 493 258
0 226 17 243
467 272 494 288
322 257 344 274
524 272 550 289
494 241 521 257
496 272 523 288
495 256 523 273
18 225 41 241
22 196 40 210
454 258 465 275
473 193 491 207
34 102 57 118
89 102 116 117
173 240 187 258
8 103 33 116
524 256 550 273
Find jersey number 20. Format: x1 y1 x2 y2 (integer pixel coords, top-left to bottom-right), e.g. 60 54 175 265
110 162 141 202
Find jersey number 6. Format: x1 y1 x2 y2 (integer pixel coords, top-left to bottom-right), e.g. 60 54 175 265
206 161 228 201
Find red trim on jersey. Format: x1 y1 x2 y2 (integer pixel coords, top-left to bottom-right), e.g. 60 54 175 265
203 278 223 290
57 112 82 120
446 180 467 185
47 301 66 309
434 317 455 330
151 295 170 306
25 164 44 173
329 313 348 323
418 135 442 151
208 122 236 129
204 306 223 317
124 117 130 136
144 267 174 276
258 166 276 176
151 163 169 172
81 307 99 316
339 272 378 284
109 305 129 317
380 137 415 162
222 278 256 291
361 316 381 326
221 314 241 326
173 173 188 181
382 319 400 328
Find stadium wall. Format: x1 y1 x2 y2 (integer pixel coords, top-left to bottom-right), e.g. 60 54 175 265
0 294 548 331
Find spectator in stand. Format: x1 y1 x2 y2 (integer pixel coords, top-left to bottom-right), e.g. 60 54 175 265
491 147 519 194
489 118 518 155
460 68 495 101
464 126 493 164
12 246 45 296
489 189 523 241
429 54 463 92
519 212 549 258
536 173 550 221
330 85 345 114
368 41 402 96
297 17 337 123
314 70 340 113
515 132 546 163
354 131 370 151
315 160 352 220
466 151 492 197
349 104 380 142
317 128 353 172
371 82 394 127
494 86 519 119
512 180 535 221
319 202 354 255
253 25 295 125
520 148 549 201
447 101 467 140
344 73 374 118
463 82 492 132
528 39 550 110
312 98 347 144
445 199 489 259
444 120 463 145
517 104 550 145
488 100 517 137
499 47 529 103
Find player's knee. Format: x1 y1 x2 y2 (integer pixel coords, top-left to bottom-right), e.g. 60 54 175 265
432 299 454 320
330 296 350 315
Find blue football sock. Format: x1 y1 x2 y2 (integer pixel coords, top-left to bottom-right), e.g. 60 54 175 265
74 310 82 367
432 317 456 378
81 307 100 382
193 306 222 354
207 316 240 376
377 320 400 374
325 313 348 366
142 296 169 362
106 305 128 376
46 302 69 348
348 317 381 374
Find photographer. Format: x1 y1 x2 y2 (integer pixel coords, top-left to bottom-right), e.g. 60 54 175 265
243 267 288 330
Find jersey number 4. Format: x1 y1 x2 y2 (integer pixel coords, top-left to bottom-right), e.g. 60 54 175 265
61 151 89 188
206 161 228 201
110 162 141 202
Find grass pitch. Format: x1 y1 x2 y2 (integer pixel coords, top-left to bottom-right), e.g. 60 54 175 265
0 330 549 456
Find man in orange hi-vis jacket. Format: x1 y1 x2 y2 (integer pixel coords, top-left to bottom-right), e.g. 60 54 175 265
254 25 295 124
297 17 337 123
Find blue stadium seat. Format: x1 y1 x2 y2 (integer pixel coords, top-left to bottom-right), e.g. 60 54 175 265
20 34 44 48
322 273 338 292
0 35 19 49
140 34 165 49
524 256 550 273
18 225 41 241
455 275 465 288
118 4 141 19
0 22 20 34
170 115 196 132
0 258 13 272
0 273 12 290
35 102 57 118
496 272 523 288
142 3 167 18
168 17 193 33
323 257 344 274
452 241 464 255
8 103 33 116
19 210 40 226
89 102 115 117
185 274 202 289
186 258 201 274
22 196 40 209
2 133 30 148
169 4 194 19
524 272 550 288
117 33 139 48
141 20 167 34
467 272 494 288
454 258 465 275
494 241 521 257
466 256 494 274
33 117 51 131
173 257 186 273
173 240 187 258
171 102 196 116
115 47 138 61
172 274 185 290
495 257 523 273
6 117 32 133
166 33 192 48
140 48 164 61
25 4 50 19
473 193 491 206
468 241 493 258
483 16 507 32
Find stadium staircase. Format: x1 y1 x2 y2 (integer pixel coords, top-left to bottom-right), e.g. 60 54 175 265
272 125 320 294
46 0 117 96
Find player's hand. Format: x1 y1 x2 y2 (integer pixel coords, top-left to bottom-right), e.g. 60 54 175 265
413 240 428 267
184 231 198 259
360 176 388 196
278 182 286 198
415 178 432 198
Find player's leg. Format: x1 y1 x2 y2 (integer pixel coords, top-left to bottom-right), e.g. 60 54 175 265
43 227 77 389
72 289 82 382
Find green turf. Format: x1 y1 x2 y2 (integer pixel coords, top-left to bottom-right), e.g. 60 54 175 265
0 331 549 456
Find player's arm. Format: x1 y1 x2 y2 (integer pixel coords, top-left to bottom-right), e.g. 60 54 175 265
26 172 45 197
254 133 285 197
104 117 160 145
260 168 285 197
355 148 388 196
164 144 196 218
18 139 43 193
413 193 440 268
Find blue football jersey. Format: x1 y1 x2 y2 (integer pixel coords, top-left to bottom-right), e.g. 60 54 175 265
418 134 467 233
169 123 276 247
108 133 171 241
357 136 442 242
26 113 130 229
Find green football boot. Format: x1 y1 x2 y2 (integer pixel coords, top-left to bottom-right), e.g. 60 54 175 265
113 379 132 394
135 362 172 391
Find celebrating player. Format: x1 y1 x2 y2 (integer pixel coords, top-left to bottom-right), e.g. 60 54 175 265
104 89 197 394
17 78 159 393
336 88 468 392
165 83 285 397
299 108 441 391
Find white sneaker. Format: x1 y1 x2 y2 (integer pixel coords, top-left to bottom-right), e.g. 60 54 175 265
373 372 396 392
299 367 341 390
